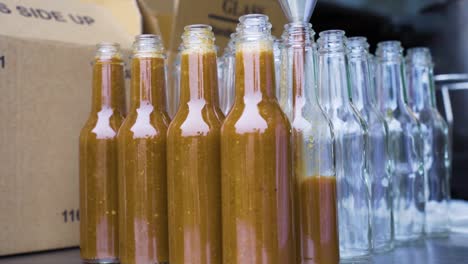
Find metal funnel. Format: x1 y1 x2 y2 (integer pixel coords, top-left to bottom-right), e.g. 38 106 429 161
278 0 318 22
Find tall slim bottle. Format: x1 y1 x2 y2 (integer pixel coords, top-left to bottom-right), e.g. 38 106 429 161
376 41 425 242
285 22 339 264
118 35 170 264
167 24 225 264
317 30 371 261
346 37 394 252
79 43 126 264
406 47 450 236
221 14 296 264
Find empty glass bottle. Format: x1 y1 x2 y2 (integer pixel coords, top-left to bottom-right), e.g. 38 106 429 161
317 30 371 261
406 47 450 236
117 34 170 264
285 22 339 264
346 37 394 252
79 42 126 264
221 14 295 263
376 41 425 243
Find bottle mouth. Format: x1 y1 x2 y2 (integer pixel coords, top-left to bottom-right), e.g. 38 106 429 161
95 42 121 59
406 47 433 66
236 13 272 42
376 40 403 61
283 22 315 44
317 29 346 53
181 24 215 52
184 24 212 32
239 14 269 24
346 36 369 56
132 34 165 56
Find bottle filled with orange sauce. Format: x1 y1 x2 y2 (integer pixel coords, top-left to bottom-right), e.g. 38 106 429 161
167 24 224 264
220 14 296 264
79 42 126 264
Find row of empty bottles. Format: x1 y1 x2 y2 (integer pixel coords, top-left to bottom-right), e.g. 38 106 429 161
80 13 450 264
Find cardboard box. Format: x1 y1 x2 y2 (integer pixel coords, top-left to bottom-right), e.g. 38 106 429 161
0 0 138 256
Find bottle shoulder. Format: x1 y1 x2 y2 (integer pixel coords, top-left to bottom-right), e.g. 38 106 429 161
168 103 223 138
118 106 168 139
326 105 366 136
417 108 449 130
292 106 333 135
222 99 290 135
80 110 124 140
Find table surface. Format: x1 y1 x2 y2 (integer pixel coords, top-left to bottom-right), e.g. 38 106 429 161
1 234 467 264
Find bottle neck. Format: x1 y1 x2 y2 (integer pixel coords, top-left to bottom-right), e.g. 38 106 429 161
283 23 319 113
318 50 350 111
234 14 275 101
235 41 276 99
377 58 407 112
130 56 167 110
179 25 220 106
347 51 374 112
179 50 219 104
407 64 436 112
91 57 125 114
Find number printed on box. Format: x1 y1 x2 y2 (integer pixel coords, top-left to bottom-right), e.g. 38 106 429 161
62 209 80 223
0 55 5 69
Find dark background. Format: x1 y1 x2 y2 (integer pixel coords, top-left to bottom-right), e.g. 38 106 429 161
310 0 468 199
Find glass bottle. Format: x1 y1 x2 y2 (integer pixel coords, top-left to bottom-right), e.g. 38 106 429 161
79 43 125 264
167 24 225 264
346 37 394 252
117 34 170 264
406 47 450 236
220 33 237 115
376 41 425 243
285 22 339 264
221 14 295 264
317 30 371 261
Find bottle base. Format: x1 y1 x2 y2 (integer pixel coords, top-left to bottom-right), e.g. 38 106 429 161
372 242 394 254
395 234 424 245
81 258 119 264
425 229 450 238
340 252 371 263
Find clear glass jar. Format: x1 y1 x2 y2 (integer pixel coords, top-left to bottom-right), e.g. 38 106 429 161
285 22 339 263
406 47 450 236
376 41 425 243
346 37 394 252
221 14 295 263
317 30 371 261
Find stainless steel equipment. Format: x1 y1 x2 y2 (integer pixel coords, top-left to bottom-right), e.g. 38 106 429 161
277 0 318 22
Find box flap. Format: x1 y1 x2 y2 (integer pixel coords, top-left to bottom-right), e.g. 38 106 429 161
0 0 135 47
137 0 177 50
81 0 142 37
